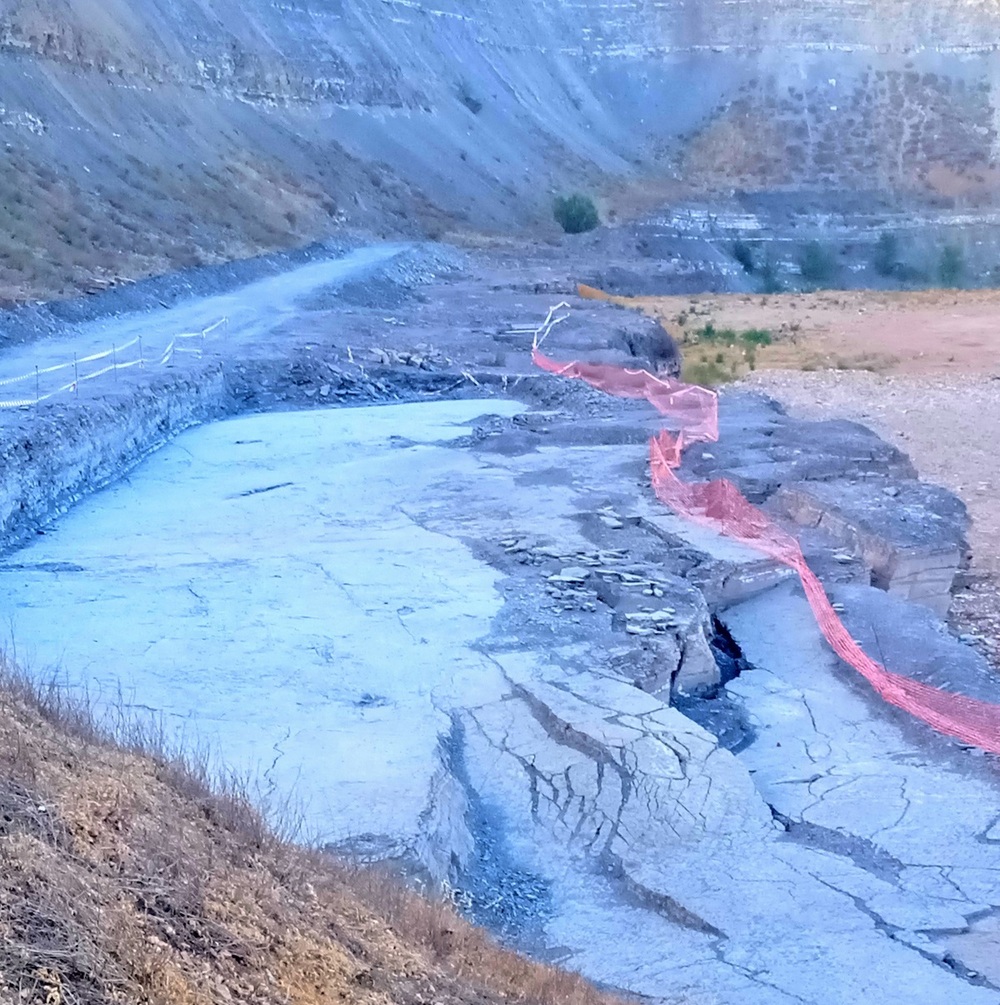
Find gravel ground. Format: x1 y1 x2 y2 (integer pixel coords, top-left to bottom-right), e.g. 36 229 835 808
745 369 1000 668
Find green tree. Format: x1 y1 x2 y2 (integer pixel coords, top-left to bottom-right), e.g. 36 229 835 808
938 244 965 287
798 241 835 285
553 194 600 234
873 232 899 277
732 239 755 274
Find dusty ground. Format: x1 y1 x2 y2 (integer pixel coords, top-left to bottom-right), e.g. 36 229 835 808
626 288 1000 376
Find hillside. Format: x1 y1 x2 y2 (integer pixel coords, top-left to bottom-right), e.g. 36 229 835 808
5 0 1000 299
0 665 624 1005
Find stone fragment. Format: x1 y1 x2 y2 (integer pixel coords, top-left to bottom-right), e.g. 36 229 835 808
559 566 591 581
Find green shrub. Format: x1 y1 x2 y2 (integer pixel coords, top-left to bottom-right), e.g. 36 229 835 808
742 327 773 346
732 240 756 274
690 324 772 348
873 232 899 277
553 193 600 234
938 244 965 287
683 359 732 387
759 254 782 294
798 241 836 285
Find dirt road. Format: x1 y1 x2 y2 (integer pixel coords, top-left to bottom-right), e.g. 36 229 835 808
0 244 412 406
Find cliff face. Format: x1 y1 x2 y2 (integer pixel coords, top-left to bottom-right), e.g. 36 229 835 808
3 0 1000 297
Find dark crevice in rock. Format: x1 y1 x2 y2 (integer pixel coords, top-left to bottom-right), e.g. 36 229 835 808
603 858 727 939
442 716 552 947
675 615 756 753
768 805 905 883
709 615 750 686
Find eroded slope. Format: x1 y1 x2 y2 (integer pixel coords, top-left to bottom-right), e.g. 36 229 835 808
4 0 1000 298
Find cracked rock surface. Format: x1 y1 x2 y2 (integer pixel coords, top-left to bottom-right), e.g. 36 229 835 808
0 369 997 1002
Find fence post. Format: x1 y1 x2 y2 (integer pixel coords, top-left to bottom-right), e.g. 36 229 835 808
138 337 144 370
73 353 78 396
34 366 39 403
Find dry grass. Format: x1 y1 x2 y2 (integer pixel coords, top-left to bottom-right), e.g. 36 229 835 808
0 144 342 305
0 661 631 1005
578 285 913 381
599 287 1000 378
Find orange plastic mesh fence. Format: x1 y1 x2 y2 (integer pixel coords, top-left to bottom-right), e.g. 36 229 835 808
576 283 611 301
532 347 1000 754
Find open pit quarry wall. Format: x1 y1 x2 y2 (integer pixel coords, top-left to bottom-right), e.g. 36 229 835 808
4 1 1000 297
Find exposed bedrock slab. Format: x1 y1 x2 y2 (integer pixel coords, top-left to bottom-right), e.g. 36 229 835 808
772 477 970 615
682 391 917 503
635 503 795 609
0 342 993 1005
0 401 527 857
831 582 1000 704
460 651 1000 1005
724 582 1000 988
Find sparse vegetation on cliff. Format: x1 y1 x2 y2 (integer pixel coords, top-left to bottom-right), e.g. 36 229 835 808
938 244 965 287
798 241 837 286
732 240 756 274
873 232 900 277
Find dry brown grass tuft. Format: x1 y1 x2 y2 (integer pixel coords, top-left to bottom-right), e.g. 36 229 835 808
0 144 343 305
0 661 633 1005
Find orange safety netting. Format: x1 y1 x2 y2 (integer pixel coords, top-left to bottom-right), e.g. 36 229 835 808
532 346 1000 754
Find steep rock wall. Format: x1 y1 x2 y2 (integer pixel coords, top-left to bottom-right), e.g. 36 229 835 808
3 0 1000 298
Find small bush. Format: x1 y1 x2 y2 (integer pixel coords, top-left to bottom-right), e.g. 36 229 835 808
798 241 836 285
690 323 772 348
742 327 773 347
758 254 782 294
938 244 965 287
553 193 600 235
732 239 756 274
682 324 771 385
873 232 899 277
684 359 732 387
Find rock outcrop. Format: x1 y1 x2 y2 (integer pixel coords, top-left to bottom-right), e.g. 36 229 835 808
5 1 1000 297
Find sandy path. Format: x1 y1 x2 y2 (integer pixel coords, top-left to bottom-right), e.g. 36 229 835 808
0 245 410 405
